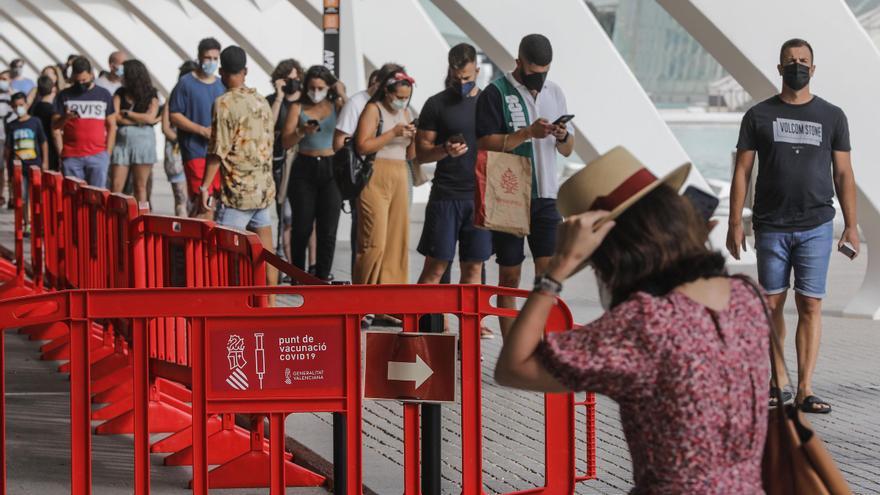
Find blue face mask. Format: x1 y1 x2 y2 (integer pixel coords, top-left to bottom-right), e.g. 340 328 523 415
201 60 218 76
114 66 124 78
458 81 476 98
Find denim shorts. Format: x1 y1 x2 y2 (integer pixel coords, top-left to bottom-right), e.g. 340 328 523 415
755 221 834 299
493 198 562 266
417 198 492 263
111 125 157 165
216 203 273 230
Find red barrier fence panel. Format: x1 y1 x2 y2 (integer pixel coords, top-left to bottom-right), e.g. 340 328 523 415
0 165 29 299
40 171 65 289
61 177 86 289
107 193 139 290
77 186 111 290
0 285 596 495
28 167 44 292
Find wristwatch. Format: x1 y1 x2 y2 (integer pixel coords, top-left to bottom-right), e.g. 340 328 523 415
198 185 209 193
533 274 563 297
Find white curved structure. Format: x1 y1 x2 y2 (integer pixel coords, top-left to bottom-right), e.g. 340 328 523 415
432 0 707 188
2 0 875 315
660 0 880 319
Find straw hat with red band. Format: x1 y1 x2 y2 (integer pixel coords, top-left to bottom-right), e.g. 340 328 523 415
557 146 691 222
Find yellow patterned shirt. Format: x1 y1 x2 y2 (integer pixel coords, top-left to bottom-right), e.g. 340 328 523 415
208 87 276 210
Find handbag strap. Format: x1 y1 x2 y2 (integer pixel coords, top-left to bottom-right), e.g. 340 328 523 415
731 274 794 407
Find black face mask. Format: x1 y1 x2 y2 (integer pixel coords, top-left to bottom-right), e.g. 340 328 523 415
75 81 91 93
782 63 811 91
518 68 547 92
284 79 301 95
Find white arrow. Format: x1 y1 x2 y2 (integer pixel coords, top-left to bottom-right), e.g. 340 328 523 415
387 354 434 390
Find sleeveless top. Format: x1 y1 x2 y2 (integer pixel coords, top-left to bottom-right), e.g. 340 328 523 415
375 103 412 161
298 106 336 152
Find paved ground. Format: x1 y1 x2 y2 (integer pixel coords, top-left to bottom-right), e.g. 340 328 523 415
3 165 880 493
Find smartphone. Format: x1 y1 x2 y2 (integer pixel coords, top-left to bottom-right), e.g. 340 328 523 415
839 242 857 260
447 133 466 145
552 114 574 126
682 185 720 222
206 196 215 208
410 118 419 127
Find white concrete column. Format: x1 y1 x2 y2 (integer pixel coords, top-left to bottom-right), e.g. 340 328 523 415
188 0 321 94
0 2 73 67
18 0 116 73
659 0 880 319
57 0 186 96
338 0 366 93
431 0 707 189
283 0 450 110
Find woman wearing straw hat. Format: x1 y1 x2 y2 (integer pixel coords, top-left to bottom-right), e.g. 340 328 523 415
495 146 770 493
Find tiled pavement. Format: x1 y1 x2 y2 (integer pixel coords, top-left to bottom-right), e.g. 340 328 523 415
3 167 880 493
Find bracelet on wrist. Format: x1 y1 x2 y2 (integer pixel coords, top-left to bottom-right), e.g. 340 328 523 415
533 274 563 297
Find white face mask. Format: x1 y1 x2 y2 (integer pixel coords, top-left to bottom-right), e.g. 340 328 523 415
15 106 26 117
391 98 407 111
308 88 328 103
0 81 9 92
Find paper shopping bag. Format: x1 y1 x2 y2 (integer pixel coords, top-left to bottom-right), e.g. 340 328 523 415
474 150 531 237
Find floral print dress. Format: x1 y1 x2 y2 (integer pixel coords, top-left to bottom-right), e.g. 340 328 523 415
537 278 770 494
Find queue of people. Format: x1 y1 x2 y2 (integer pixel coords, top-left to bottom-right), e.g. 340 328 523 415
0 34 860 493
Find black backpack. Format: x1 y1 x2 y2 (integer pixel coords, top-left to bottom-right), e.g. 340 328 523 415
333 110 383 201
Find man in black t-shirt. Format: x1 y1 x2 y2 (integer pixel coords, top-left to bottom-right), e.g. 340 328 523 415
728 39 859 414
416 44 493 339
30 75 61 171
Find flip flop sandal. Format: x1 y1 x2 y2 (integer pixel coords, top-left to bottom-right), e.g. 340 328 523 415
769 386 794 408
799 395 832 414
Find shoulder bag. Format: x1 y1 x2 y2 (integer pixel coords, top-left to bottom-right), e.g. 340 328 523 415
734 274 852 495
333 104 382 201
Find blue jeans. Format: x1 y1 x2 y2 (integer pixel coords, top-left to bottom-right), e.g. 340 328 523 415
62 151 110 187
755 221 834 299
216 203 273 231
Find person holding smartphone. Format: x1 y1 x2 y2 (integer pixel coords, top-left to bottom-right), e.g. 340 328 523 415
281 65 347 281
415 43 494 338
728 38 859 414
476 33 575 338
353 66 417 328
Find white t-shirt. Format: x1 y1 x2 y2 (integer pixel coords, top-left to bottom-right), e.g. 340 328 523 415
95 75 122 96
0 93 14 143
335 89 371 136
492 72 574 199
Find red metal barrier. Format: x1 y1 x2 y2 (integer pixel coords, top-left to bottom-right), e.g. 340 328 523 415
94 215 214 437
18 171 67 343
40 171 65 289
77 186 110 290
38 182 110 363
61 177 85 289
28 166 44 292
0 165 30 298
0 285 594 494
